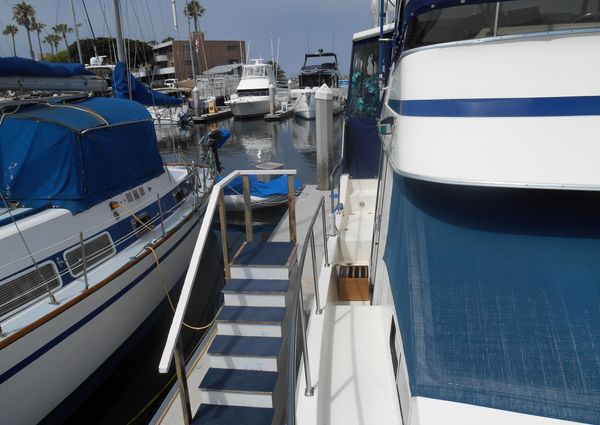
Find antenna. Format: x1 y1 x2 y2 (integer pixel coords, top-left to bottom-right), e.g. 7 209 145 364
246 40 251 64
270 38 274 65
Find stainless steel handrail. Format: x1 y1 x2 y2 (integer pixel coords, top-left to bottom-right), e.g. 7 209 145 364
158 169 297 425
286 196 330 425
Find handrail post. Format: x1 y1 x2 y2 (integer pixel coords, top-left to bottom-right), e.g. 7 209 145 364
328 167 339 237
288 174 297 243
79 232 89 291
309 231 322 314
298 286 314 396
320 201 329 267
174 337 193 425
242 175 254 242
157 193 166 236
218 190 230 280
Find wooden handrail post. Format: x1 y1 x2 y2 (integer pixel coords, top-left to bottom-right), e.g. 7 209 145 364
288 174 297 243
242 175 253 242
174 338 192 425
218 190 230 280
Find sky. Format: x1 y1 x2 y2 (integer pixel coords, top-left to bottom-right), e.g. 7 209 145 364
0 0 376 75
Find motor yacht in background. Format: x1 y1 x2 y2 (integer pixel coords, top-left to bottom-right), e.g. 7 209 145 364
225 59 278 118
0 59 216 425
291 50 345 119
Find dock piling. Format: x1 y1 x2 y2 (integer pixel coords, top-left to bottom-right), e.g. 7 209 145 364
192 87 200 118
316 84 333 190
269 84 276 116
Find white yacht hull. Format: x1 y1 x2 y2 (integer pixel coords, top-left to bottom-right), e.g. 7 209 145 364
226 96 272 118
0 206 202 425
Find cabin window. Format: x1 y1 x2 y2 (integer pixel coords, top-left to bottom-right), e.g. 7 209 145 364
237 89 269 97
0 262 61 317
349 38 380 118
64 232 116 277
131 212 152 237
405 0 600 50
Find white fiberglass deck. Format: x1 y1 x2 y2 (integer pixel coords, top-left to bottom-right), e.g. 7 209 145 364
297 305 403 425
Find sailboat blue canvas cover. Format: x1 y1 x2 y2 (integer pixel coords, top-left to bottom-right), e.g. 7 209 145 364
112 62 182 107
0 57 93 77
0 97 164 213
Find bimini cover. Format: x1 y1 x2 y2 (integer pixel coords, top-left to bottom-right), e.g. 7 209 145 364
0 56 93 77
112 62 182 107
0 97 164 213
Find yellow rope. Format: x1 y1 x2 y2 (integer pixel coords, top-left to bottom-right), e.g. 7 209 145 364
147 246 215 331
114 201 157 239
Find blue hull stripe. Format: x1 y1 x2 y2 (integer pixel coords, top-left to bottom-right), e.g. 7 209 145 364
388 96 600 117
0 217 199 385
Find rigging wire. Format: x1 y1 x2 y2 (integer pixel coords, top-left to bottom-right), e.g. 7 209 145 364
81 0 98 57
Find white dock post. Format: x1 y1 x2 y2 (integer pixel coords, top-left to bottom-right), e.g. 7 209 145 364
316 84 333 190
269 83 276 115
192 86 201 117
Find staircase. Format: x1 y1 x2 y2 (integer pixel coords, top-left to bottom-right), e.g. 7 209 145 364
195 240 297 425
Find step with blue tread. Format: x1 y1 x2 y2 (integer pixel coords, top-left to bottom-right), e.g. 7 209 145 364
193 404 274 425
217 306 285 324
208 335 282 357
200 368 278 393
233 241 294 266
223 279 289 294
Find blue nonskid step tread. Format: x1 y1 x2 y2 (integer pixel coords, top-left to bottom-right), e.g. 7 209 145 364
208 335 282 357
193 404 274 425
200 368 278 393
223 279 289 294
233 241 294 266
217 306 285 324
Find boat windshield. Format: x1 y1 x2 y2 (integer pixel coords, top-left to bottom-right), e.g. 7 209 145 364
242 65 271 78
405 0 600 50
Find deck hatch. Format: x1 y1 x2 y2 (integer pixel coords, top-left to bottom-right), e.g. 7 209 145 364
65 232 116 277
0 262 61 317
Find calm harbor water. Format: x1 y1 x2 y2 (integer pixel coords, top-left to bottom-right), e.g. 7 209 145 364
61 115 342 425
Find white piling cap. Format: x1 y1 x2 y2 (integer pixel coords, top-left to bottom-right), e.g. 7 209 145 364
192 86 199 92
315 83 333 101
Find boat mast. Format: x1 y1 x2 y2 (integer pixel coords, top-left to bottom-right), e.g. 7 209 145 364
112 0 126 63
70 0 84 63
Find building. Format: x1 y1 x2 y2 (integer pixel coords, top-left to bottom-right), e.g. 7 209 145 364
152 33 245 81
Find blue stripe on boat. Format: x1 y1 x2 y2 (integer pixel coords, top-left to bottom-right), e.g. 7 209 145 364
388 96 600 117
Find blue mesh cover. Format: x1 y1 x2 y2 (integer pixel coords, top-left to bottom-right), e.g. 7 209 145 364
0 57 93 77
0 97 164 213
112 62 182 107
383 173 600 423
217 175 301 198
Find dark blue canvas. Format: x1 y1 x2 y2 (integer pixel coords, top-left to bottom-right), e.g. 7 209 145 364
0 97 164 213
383 173 600 423
112 62 182 107
0 57 93 77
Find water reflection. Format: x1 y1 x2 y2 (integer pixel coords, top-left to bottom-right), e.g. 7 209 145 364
155 115 343 185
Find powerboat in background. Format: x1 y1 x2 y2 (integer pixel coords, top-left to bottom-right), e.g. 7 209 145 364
225 59 277 118
291 50 346 119
0 59 216 424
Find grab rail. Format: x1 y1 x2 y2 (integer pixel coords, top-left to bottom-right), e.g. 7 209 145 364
158 169 297 424
287 196 329 425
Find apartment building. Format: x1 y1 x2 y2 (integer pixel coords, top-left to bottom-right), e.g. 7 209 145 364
152 32 246 81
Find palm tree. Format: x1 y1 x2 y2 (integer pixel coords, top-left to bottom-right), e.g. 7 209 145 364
3 25 19 56
53 23 73 61
183 0 205 33
12 1 36 60
30 19 45 59
43 34 60 55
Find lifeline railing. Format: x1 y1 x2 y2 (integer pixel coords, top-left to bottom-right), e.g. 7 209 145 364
0 165 207 328
286 196 330 425
158 169 298 425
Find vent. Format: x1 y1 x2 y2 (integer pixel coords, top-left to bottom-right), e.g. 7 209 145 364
337 265 370 301
65 232 116 277
0 262 61 317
